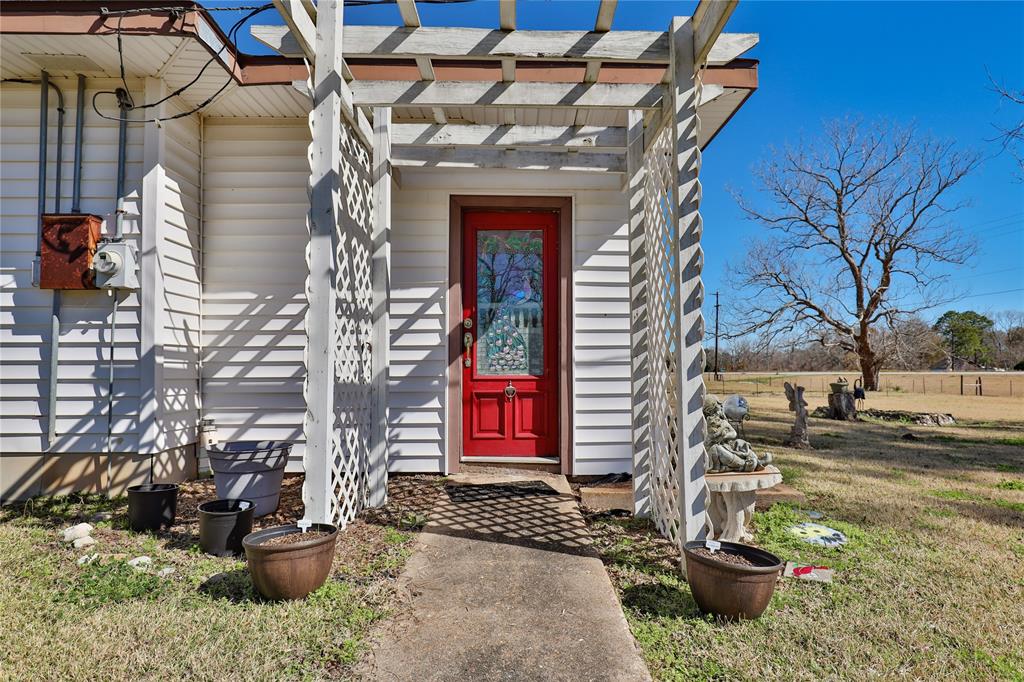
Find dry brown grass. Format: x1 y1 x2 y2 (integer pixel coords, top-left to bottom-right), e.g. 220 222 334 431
588 397 1024 681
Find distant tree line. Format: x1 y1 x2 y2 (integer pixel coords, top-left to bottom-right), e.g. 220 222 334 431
711 309 1024 372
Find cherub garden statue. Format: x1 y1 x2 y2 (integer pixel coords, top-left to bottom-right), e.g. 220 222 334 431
703 395 773 473
784 382 812 449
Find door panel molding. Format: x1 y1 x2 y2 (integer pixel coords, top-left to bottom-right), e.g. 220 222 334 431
447 195 573 475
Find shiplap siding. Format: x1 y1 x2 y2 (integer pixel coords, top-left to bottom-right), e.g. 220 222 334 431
0 79 145 454
200 119 310 469
157 101 202 449
391 169 632 475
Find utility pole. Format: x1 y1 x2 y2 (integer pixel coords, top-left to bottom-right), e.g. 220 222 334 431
713 291 721 381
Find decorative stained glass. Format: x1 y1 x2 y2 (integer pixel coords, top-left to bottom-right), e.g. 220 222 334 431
476 229 544 376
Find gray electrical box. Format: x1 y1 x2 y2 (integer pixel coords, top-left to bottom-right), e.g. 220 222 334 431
93 240 140 290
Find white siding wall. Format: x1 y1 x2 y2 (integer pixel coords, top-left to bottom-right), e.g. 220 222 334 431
390 169 632 475
157 100 202 449
0 79 145 454
201 119 310 469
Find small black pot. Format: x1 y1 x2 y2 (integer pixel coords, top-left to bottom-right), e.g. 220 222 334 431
126 483 179 532
198 499 255 557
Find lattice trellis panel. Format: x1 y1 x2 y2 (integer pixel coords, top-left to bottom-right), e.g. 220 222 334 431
641 120 686 549
630 56 711 554
329 122 375 526
302 100 376 528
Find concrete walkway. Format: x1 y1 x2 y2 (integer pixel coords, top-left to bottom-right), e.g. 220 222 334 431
361 471 651 681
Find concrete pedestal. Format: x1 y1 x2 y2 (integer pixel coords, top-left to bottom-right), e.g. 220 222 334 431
706 465 783 542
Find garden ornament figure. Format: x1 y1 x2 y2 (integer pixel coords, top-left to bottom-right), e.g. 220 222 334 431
784 382 812 448
703 395 773 473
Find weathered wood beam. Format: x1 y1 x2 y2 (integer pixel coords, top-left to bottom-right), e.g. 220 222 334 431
670 16 708 543
303 0 343 524
271 0 314 60
392 123 627 150
251 24 758 65
349 80 668 109
392 147 624 172
396 0 421 28
369 105 391 509
500 0 516 31
595 0 618 32
626 108 650 517
692 0 738 67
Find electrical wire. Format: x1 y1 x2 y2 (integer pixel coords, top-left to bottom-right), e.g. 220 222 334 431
91 3 275 124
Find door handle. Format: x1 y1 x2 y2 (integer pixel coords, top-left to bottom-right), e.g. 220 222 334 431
463 331 473 367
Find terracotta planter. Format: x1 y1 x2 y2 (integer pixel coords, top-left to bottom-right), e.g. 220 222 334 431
683 540 783 620
242 523 338 600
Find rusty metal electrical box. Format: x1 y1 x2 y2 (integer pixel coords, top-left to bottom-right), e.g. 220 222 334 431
38 214 103 289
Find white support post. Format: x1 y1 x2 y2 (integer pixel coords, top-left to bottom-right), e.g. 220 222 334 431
669 16 708 542
368 106 392 508
140 77 167 461
626 109 650 517
302 0 345 524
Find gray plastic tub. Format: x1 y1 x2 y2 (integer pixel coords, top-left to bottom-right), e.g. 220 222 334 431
207 441 291 517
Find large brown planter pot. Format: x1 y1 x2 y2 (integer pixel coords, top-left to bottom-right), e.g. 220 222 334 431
243 523 338 600
683 540 784 620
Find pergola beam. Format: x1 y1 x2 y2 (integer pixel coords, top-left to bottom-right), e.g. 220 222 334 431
274 0 369 142
595 0 618 32
396 0 421 28
692 0 738 67
347 80 726 109
251 24 758 65
392 147 624 173
499 0 516 31
392 123 627 150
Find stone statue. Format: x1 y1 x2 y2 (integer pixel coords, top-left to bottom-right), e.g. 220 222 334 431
784 382 812 448
704 395 773 473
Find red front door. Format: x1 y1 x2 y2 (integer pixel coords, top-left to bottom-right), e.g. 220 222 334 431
462 210 559 458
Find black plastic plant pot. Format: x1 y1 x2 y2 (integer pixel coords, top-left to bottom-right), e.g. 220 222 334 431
126 483 179 532
198 499 255 557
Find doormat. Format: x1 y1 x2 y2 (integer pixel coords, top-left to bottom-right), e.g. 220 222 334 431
787 522 848 548
446 480 561 502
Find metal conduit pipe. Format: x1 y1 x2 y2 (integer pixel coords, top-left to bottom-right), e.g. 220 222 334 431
72 74 86 213
107 87 130 493
47 77 66 449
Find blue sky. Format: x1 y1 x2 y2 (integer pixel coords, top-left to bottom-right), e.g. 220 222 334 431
211 0 1024 323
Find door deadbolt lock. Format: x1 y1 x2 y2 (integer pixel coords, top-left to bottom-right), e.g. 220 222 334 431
463 317 473 329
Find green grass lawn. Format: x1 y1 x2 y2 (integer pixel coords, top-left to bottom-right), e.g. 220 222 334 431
587 406 1024 681
0 478 440 680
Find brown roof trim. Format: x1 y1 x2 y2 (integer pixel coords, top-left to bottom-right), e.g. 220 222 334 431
0 0 307 85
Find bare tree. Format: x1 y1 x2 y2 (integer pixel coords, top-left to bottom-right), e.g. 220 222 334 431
729 119 979 390
988 71 1024 180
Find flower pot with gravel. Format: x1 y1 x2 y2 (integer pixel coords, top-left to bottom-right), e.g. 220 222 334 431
682 540 784 620
242 523 338 600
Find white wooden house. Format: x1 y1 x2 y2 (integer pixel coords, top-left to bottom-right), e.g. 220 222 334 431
0 0 758 550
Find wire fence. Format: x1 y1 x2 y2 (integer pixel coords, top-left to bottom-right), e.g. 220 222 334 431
703 373 1023 399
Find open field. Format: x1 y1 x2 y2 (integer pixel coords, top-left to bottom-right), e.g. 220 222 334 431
706 372 1024 422
706 371 1024 400
587 399 1024 680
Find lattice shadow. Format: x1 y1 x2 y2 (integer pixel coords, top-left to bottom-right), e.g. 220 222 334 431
424 481 596 557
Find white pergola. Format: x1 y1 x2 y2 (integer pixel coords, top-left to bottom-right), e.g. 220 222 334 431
271 0 752 555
